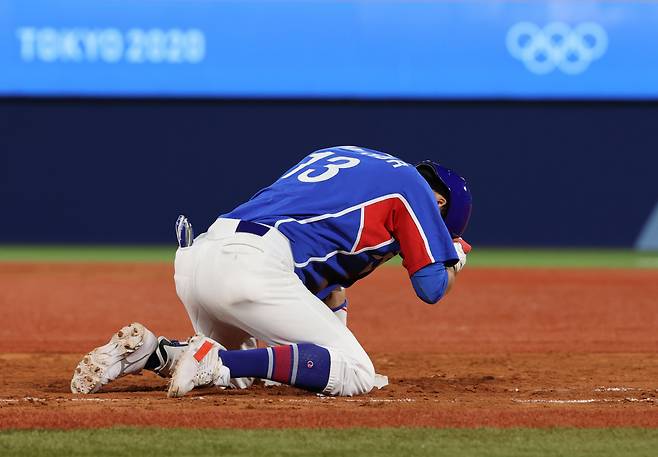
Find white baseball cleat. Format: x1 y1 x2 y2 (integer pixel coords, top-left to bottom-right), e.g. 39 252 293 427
71 322 158 394
167 335 230 398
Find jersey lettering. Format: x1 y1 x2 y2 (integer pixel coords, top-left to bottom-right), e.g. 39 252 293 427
338 146 409 168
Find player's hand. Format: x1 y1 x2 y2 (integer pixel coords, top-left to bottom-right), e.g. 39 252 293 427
454 237 472 254
452 238 471 273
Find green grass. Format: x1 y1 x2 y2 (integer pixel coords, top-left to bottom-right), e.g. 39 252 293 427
1 428 657 457
1 245 657 268
0 245 176 262
467 248 658 269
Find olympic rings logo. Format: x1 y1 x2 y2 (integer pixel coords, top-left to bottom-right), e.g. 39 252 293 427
506 22 608 75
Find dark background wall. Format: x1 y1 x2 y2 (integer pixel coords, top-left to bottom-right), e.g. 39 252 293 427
1 99 656 246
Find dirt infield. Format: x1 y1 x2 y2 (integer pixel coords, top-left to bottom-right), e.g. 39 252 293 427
1 263 657 429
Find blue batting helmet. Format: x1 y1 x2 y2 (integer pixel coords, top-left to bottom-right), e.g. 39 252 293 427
415 161 472 238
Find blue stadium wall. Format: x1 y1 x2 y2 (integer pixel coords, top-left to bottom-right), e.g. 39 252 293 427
1 99 656 247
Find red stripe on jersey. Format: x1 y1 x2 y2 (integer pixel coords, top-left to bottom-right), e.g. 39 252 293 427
354 197 433 276
272 345 293 384
354 200 395 251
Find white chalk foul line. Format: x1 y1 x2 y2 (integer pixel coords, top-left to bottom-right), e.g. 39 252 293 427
69 396 209 402
594 387 635 392
1 396 416 405
327 397 416 403
292 397 415 403
0 397 47 403
3 395 654 406
514 398 656 404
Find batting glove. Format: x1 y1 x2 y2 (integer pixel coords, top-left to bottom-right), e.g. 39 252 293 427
452 238 471 273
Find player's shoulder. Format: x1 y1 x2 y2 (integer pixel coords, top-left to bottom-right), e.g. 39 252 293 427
320 145 405 164
318 145 428 194
320 146 419 176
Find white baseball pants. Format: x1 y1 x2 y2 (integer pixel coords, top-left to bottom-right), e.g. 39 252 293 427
173 218 375 396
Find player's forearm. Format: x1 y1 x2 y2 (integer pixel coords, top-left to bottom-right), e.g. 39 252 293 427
445 267 456 295
323 287 348 326
322 287 347 309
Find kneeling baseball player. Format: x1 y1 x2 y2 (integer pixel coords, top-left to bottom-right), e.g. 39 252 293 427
71 146 472 397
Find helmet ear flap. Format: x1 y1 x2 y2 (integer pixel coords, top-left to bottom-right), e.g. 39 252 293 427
416 163 451 219
415 160 472 238
417 166 450 203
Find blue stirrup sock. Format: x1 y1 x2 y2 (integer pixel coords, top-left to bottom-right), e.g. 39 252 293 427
219 343 331 392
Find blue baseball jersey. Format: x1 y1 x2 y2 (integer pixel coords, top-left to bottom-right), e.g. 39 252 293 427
222 146 458 294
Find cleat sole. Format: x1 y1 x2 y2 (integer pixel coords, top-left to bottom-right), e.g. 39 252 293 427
70 322 155 394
